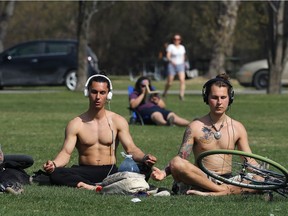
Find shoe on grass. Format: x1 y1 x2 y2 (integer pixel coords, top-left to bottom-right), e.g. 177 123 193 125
167 116 174 126
4 182 24 195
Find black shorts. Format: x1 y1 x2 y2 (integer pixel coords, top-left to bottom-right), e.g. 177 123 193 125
139 106 171 124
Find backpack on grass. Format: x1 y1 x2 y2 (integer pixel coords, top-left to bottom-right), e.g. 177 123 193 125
101 171 150 195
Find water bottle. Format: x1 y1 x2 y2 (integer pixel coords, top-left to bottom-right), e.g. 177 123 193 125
118 152 140 173
0 144 4 165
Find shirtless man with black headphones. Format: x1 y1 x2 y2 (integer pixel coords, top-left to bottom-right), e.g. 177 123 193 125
151 73 257 196
43 74 157 190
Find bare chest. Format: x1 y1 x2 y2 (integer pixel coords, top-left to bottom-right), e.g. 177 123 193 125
77 121 114 147
194 125 235 152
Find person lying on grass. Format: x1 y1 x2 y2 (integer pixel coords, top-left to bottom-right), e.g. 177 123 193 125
43 74 157 190
129 76 190 126
151 73 259 196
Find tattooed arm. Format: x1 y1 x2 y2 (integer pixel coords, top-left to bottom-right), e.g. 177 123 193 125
167 126 194 175
177 126 194 159
151 125 194 181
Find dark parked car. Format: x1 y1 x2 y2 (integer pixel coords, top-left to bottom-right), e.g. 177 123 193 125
0 39 99 90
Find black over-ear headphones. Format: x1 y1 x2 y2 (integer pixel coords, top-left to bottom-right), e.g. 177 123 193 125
202 77 234 105
84 74 113 100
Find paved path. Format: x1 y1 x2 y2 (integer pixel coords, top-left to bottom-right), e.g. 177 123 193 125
113 89 288 95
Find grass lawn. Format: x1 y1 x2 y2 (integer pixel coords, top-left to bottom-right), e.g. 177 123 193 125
0 77 287 216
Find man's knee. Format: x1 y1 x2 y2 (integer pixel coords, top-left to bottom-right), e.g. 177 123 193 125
49 169 60 184
170 156 186 174
151 112 163 121
179 78 185 86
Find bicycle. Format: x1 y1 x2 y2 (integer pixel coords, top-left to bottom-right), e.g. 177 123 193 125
196 149 288 198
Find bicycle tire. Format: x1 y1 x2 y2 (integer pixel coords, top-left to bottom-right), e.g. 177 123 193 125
197 149 288 190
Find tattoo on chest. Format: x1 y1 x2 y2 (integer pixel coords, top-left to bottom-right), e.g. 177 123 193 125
199 126 214 144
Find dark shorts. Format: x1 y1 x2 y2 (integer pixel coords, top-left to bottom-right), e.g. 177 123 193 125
139 106 171 124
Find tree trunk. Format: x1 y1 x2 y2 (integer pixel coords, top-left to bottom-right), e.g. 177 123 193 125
0 0 15 52
208 0 240 78
75 0 112 91
267 0 287 94
76 0 89 91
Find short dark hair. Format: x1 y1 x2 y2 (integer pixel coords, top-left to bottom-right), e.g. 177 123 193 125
88 74 111 91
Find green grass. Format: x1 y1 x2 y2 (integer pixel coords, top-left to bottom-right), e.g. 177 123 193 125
0 77 288 216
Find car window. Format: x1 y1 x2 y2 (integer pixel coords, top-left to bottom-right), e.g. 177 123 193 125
7 43 43 58
46 42 76 55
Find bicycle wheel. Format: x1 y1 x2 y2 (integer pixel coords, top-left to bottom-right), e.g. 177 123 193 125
197 149 288 190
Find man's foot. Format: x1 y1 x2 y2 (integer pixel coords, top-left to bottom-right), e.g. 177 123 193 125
77 182 96 190
179 95 184 101
167 116 174 126
186 189 211 196
153 190 171 196
77 182 103 192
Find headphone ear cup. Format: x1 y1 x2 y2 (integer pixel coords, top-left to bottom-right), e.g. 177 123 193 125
229 89 234 105
204 94 208 104
84 88 88 97
107 92 113 100
202 87 208 104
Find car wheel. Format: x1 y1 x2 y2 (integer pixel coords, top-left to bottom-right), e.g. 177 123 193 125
253 69 269 90
65 71 77 91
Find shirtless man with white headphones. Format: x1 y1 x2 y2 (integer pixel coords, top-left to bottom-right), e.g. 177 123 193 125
43 74 157 190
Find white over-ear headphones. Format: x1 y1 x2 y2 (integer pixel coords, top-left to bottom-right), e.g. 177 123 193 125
84 74 113 100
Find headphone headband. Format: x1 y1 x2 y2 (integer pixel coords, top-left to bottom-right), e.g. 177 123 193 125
84 74 113 100
203 77 232 88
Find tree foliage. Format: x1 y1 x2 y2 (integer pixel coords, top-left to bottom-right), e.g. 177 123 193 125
0 1 15 51
3 1 269 76
208 0 241 78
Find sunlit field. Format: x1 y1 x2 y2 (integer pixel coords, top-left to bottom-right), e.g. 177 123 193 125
0 77 287 216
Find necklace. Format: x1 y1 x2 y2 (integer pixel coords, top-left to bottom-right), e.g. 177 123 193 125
209 114 225 140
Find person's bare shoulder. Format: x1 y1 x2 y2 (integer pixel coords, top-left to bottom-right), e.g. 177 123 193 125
69 114 85 125
65 114 85 133
106 110 128 128
229 117 247 132
189 116 206 127
184 116 207 137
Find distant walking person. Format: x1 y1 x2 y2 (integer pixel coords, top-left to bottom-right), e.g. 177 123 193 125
163 34 186 100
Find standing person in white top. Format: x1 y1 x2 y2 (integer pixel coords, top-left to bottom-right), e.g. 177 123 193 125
163 34 186 101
